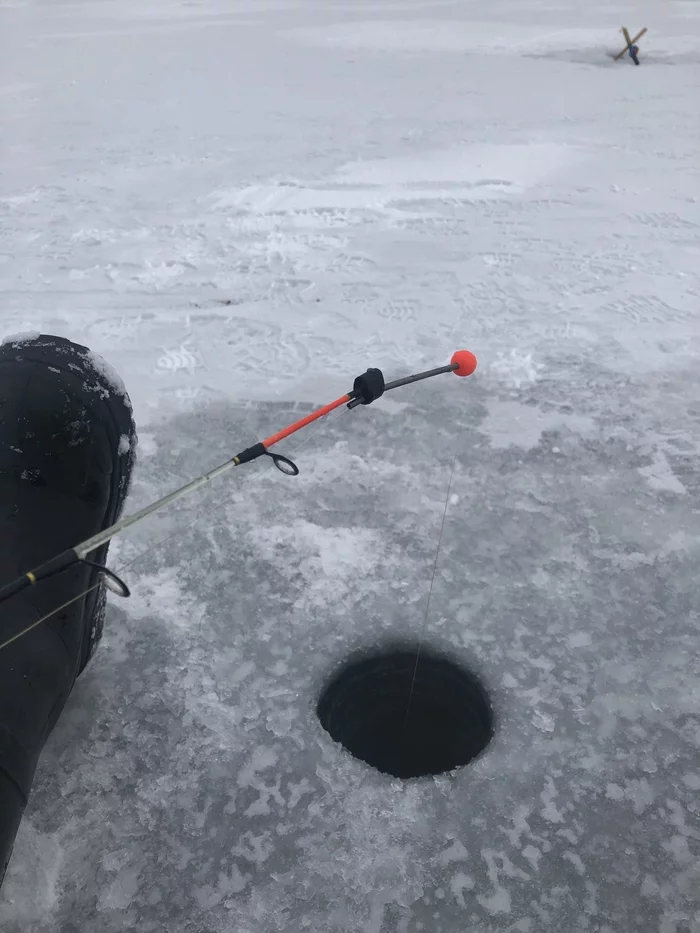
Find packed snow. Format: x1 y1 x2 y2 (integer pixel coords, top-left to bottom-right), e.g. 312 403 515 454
1 0 699 931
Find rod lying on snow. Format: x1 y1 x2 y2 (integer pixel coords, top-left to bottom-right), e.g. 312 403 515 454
0 350 477 607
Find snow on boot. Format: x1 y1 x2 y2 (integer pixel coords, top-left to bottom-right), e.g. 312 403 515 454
0 334 136 884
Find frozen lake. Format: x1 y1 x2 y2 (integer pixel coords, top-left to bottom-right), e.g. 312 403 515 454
1 0 699 930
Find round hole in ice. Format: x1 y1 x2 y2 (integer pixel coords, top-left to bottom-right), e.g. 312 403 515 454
316 646 493 779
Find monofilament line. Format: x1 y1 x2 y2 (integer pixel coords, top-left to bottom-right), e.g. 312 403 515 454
403 405 466 728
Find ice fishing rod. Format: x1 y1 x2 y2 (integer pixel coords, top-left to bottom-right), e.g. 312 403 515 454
0 350 477 608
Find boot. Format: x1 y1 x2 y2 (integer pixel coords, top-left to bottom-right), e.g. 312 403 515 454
0 334 136 884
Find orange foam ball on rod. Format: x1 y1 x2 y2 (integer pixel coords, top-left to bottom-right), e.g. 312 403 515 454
450 350 477 376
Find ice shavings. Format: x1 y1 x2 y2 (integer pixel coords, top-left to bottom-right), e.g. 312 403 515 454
488 350 543 389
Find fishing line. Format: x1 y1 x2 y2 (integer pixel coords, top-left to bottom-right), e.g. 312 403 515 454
399 300 475 724
403 386 468 727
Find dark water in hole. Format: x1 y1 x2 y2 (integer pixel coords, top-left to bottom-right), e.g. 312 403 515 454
317 648 494 779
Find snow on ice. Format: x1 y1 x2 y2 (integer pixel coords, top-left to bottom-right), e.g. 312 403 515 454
1 0 698 930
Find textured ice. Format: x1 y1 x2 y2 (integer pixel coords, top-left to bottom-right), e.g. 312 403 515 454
1 0 699 930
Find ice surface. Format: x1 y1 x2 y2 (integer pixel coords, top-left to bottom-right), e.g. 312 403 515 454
1 0 699 930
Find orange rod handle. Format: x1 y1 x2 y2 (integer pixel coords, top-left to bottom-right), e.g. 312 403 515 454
262 394 352 449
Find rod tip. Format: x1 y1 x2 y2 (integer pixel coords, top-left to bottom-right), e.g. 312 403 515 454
451 350 477 377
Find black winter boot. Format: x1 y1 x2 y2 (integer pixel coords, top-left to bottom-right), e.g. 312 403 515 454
0 334 136 884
